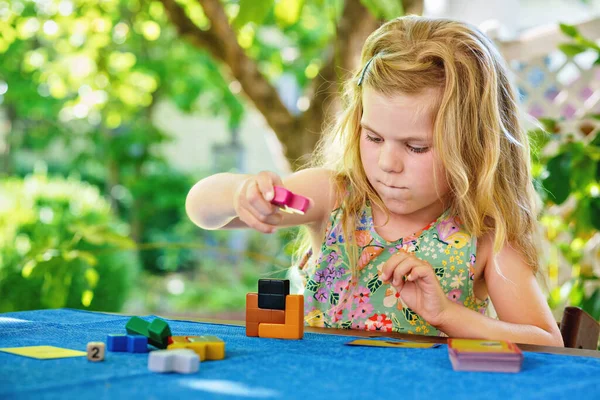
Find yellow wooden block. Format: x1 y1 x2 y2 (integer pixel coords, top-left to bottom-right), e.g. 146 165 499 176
167 342 206 361
188 336 225 360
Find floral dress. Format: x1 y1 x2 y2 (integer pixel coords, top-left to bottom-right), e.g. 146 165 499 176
300 201 489 336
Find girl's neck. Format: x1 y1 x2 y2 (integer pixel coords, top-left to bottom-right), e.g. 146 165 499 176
370 199 448 242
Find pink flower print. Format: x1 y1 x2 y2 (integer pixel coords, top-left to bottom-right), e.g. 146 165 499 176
335 278 351 295
447 289 462 304
353 286 371 305
351 320 365 330
327 307 344 324
340 295 354 311
365 314 393 332
353 302 374 320
436 217 460 241
314 288 329 303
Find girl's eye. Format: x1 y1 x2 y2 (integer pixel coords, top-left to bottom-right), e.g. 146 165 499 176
365 134 382 143
407 145 430 154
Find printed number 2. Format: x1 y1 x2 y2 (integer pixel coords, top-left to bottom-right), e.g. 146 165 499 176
92 347 100 358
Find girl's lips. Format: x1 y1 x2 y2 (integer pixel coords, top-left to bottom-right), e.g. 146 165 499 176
379 181 407 190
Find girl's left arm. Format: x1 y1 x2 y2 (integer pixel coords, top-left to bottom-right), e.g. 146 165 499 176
435 234 564 347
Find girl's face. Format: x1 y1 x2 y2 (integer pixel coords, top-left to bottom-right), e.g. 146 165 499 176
359 86 450 218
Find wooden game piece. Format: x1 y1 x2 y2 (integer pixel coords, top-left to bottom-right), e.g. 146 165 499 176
106 334 127 352
271 186 310 214
258 294 304 340
125 316 171 349
148 349 199 374
87 342 105 362
167 342 207 361
127 335 148 353
258 279 290 310
148 350 174 373
189 336 225 360
148 318 172 349
167 336 225 360
172 350 200 374
246 292 260 337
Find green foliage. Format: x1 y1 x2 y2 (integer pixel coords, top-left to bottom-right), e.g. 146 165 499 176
559 23 600 64
360 0 404 20
0 172 140 312
533 25 600 319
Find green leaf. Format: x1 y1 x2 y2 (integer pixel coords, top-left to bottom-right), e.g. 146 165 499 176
360 0 404 19
306 279 319 292
391 312 402 328
274 0 305 27
340 320 352 329
571 155 596 190
590 197 600 231
403 307 417 322
559 23 580 39
235 0 273 27
63 250 98 266
581 288 600 320
559 43 588 57
543 152 572 204
366 274 382 293
329 291 339 305
434 267 444 278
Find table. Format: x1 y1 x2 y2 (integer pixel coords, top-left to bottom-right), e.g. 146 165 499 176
1 309 599 399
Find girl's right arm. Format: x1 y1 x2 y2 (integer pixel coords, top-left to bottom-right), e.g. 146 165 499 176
185 168 336 234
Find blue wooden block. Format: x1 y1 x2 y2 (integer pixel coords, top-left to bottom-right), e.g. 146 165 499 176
107 334 127 352
127 335 148 353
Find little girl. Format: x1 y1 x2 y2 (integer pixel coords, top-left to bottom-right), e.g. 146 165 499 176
186 16 564 347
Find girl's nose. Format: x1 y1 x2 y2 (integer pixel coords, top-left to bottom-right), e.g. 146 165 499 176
378 145 403 173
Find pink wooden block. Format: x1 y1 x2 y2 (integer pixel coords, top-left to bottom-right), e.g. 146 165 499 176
271 186 310 214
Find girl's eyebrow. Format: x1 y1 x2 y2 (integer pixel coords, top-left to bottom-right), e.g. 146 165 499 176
360 122 429 143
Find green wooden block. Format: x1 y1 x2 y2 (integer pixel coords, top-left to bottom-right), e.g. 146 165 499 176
148 318 171 349
125 316 149 336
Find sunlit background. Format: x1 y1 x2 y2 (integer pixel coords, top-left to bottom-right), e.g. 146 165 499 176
0 0 599 322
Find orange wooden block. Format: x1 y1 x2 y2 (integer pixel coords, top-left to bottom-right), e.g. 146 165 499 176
246 293 260 337
272 310 285 324
246 321 259 337
258 294 304 340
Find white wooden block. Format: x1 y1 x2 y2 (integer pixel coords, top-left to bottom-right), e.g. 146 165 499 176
172 350 200 374
148 350 174 373
87 342 105 362
149 349 199 374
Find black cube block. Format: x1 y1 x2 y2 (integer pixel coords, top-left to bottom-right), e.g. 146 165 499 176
258 279 290 296
258 279 290 310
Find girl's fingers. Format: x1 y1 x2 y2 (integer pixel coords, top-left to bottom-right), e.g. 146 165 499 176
406 264 437 286
237 207 278 234
391 256 418 290
247 179 277 216
256 171 283 202
380 250 409 282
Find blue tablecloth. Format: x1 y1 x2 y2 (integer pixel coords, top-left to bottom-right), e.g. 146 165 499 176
1 309 599 399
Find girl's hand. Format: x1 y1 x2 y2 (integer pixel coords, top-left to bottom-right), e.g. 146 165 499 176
380 250 450 327
233 171 284 234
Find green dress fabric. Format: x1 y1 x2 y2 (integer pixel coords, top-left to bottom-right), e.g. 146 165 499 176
300 201 489 336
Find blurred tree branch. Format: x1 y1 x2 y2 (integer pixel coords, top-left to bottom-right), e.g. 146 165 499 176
158 0 409 169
